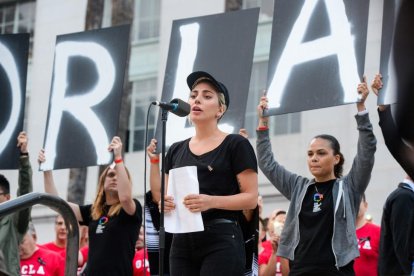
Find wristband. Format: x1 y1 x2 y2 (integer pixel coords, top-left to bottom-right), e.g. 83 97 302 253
258 126 269 131
114 158 123 164
20 152 29 156
150 158 160 164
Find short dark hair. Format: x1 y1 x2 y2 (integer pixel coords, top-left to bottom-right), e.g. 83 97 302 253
0 174 10 194
275 210 287 218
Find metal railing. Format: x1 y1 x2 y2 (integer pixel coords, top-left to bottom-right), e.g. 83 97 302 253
0 192 79 276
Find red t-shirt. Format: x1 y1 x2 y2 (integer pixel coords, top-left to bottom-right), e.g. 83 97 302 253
354 222 381 276
80 246 88 264
20 247 64 276
77 246 89 274
258 240 283 276
259 240 272 265
41 242 66 258
132 249 150 276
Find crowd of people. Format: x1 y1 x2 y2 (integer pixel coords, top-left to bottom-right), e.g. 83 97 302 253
0 71 413 276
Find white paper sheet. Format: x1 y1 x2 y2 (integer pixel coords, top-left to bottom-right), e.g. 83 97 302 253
164 166 204 233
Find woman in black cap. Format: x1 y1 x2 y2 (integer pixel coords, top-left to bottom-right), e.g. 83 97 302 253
158 71 258 275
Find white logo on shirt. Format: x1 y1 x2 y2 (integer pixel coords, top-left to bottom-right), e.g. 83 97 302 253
96 224 106 234
21 264 45 275
362 240 372 250
313 202 322 212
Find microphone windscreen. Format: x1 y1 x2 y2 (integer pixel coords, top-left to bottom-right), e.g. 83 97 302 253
170 98 191 117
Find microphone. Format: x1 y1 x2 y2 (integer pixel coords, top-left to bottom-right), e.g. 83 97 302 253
152 98 190 117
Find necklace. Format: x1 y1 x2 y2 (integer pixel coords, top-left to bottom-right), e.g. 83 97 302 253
188 137 227 172
313 185 324 203
312 185 324 212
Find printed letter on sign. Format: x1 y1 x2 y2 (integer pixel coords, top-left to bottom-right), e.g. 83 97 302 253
41 41 115 170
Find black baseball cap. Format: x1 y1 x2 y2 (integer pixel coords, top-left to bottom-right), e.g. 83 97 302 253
187 71 230 108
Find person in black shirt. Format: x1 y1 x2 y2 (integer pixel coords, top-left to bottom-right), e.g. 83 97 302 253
371 74 414 274
154 71 258 276
256 79 377 275
38 136 142 276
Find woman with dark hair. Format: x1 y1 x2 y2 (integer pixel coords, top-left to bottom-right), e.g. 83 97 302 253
256 80 376 275
38 136 142 276
157 71 258 276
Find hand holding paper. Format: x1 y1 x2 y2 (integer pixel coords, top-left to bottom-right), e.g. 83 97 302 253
183 194 213 212
164 166 204 233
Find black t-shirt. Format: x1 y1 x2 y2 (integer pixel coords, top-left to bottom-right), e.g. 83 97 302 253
79 199 142 276
165 134 257 221
291 179 338 274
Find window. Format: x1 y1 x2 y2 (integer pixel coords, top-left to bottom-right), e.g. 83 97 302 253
245 61 301 137
0 1 36 52
128 78 158 152
243 0 273 22
132 0 160 42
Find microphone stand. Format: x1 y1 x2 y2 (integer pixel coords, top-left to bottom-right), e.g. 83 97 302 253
159 108 168 276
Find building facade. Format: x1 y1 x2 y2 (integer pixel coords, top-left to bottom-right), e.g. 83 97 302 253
0 0 403 243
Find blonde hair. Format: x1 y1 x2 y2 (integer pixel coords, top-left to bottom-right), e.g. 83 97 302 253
91 166 132 220
217 92 227 119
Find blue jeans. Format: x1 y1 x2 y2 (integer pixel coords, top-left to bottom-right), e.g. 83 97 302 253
170 220 245 276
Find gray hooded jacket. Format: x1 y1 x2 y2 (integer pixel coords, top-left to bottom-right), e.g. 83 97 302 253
256 113 376 268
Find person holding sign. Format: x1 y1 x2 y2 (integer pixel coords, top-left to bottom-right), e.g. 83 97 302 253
371 73 414 275
371 73 414 180
256 79 376 274
0 131 33 276
38 136 142 276
158 71 258 275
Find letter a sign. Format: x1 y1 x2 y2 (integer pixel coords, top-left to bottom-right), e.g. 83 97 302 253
266 0 369 115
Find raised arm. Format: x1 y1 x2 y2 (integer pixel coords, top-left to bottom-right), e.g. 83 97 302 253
356 76 369 112
372 73 414 179
38 149 83 222
147 139 176 213
379 108 414 179
108 136 136 215
255 96 306 199
15 131 33 234
146 138 161 203
347 77 377 195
